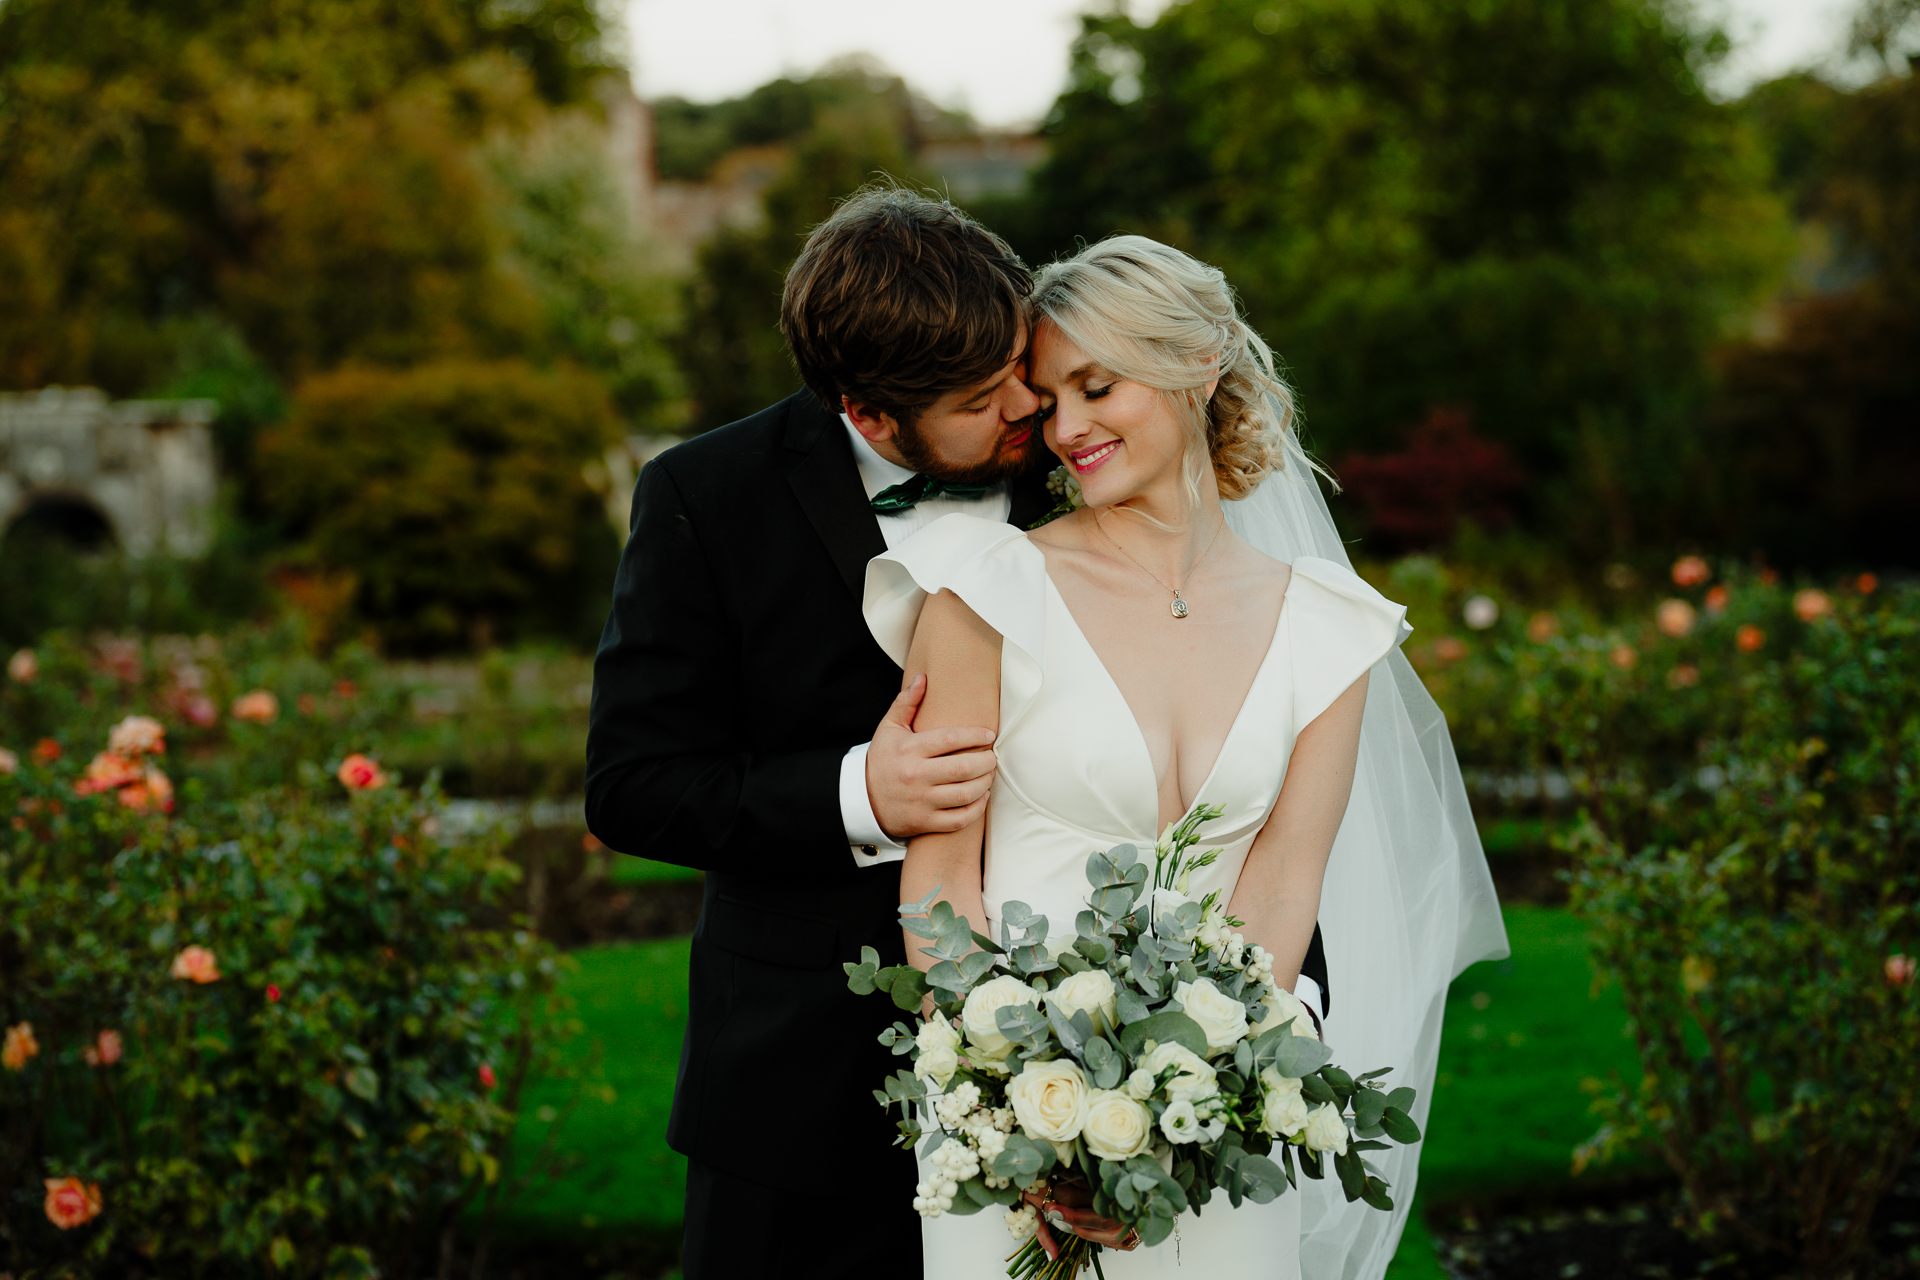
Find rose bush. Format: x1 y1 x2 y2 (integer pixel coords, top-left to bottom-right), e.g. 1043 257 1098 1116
0 745 579 1278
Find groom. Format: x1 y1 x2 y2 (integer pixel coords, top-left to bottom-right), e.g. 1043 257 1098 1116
586 188 1330 1277
585 187 1051 1279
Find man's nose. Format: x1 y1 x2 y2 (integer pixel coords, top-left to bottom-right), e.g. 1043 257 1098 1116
1003 374 1041 419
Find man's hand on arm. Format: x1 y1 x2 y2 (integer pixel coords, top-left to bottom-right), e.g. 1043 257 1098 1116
866 674 998 842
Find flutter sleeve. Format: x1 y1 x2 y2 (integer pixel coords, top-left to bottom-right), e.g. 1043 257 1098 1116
862 513 1049 732
1284 556 1413 736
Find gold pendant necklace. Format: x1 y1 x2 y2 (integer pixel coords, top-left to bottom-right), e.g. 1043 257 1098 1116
1095 511 1226 620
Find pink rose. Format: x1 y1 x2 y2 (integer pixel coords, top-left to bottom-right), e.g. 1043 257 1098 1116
1888 955 1916 988
107 715 167 758
337 754 387 790
117 767 174 813
1655 599 1696 638
75 751 143 795
82 1030 123 1067
43 1177 103 1230
1670 556 1711 588
231 690 280 724
170 945 221 984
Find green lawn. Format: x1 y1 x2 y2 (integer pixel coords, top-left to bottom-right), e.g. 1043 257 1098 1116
503 906 1643 1271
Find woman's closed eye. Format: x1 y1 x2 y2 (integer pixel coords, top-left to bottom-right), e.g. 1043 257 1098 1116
1082 383 1114 401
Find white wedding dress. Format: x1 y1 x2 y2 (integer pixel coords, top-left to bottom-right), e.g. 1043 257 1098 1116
864 512 1409 1278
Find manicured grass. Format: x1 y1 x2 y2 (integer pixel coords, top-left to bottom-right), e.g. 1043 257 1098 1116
493 939 692 1242
503 906 1644 1270
608 856 703 885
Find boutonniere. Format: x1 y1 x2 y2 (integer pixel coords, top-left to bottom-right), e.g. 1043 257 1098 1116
1026 466 1086 530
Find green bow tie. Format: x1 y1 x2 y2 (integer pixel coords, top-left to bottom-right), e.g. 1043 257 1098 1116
869 473 996 514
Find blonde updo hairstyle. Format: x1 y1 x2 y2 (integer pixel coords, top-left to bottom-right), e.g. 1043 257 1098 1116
1029 235 1297 516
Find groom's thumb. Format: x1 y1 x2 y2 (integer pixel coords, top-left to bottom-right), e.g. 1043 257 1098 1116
883 673 928 731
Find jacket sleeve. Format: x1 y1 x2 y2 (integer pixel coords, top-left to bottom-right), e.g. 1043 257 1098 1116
583 458 856 878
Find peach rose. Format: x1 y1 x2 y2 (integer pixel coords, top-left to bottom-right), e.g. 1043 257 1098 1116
3 1022 39 1071
117 767 174 813
170 945 221 984
1526 612 1559 643
107 715 166 758
0 746 17 775
1735 625 1766 653
75 751 143 795
231 690 280 724
1609 645 1638 670
82 1030 124 1067
1888 955 1916 987
1432 636 1468 663
43 1177 103 1230
1654 599 1696 638
6 648 36 682
1792 589 1831 622
1670 556 1710 588
337 754 387 790
1666 664 1700 689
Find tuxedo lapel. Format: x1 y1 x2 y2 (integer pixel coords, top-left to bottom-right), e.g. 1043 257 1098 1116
1007 453 1056 530
782 393 886 600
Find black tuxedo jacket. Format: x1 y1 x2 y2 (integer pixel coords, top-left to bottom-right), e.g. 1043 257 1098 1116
584 390 1328 1190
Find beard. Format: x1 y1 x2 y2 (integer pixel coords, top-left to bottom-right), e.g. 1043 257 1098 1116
894 413 1046 486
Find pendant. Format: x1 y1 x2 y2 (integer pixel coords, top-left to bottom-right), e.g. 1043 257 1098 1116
1170 591 1190 620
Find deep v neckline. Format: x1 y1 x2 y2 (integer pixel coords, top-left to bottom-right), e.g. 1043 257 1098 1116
1033 545 1292 828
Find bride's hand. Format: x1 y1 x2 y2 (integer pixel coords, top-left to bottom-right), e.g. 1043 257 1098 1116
1021 1181 1140 1254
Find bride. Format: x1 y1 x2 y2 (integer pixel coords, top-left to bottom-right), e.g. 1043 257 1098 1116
863 236 1507 1277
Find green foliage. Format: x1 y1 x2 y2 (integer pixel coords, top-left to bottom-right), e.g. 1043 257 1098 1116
1511 583 1920 1268
997 0 1790 558
259 360 622 652
0 745 576 1277
672 74 937 430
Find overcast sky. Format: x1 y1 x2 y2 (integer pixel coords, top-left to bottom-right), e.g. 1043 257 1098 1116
622 0 1863 126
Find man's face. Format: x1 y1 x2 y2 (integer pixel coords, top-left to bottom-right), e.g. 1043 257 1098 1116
844 321 1046 485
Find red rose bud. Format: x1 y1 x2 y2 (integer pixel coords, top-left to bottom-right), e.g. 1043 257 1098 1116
479 1063 498 1090
266 984 281 1003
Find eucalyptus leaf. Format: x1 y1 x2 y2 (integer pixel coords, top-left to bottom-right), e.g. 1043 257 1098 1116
1117 1010 1209 1059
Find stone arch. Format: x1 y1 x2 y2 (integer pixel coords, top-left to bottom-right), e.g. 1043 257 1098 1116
3 491 118 551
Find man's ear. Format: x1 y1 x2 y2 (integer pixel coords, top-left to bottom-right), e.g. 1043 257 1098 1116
842 395 900 444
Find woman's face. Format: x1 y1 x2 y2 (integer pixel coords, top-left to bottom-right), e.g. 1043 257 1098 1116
1029 319 1188 510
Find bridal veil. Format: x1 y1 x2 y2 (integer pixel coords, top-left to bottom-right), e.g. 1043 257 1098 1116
1229 428 1509 1279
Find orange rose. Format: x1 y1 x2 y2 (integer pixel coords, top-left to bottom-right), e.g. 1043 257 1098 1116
1704 585 1731 614
81 1030 123 1067
106 715 166 758
231 690 280 724
1526 612 1559 644
1857 573 1878 594
43 1177 103 1230
3 1021 39 1071
1432 636 1468 663
1792 589 1831 622
1609 645 1638 670
1735 625 1766 653
337 754 387 790
33 737 62 762
75 751 143 795
1670 556 1710 588
117 767 174 813
170 945 221 984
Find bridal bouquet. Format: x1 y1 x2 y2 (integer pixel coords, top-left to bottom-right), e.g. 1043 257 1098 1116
845 806 1422 1279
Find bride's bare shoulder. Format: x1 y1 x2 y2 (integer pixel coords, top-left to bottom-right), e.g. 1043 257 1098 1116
1228 533 1293 590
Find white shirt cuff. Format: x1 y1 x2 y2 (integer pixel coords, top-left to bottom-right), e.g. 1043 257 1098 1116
841 742 906 867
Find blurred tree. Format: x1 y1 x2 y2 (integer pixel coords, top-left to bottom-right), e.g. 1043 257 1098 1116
672 68 935 430
994 0 1791 559
258 360 622 652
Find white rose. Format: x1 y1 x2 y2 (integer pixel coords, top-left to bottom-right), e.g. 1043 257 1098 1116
1047 969 1118 1030
1302 1102 1350 1155
1007 1059 1090 1143
1258 1067 1310 1138
962 975 1040 1060
916 1044 959 1089
1250 986 1319 1041
1148 887 1196 930
1136 1041 1218 1103
1160 1098 1202 1144
1080 1089 1155 1161
1124 1068 1156 1100
916 1016 961 1054
1174 977 1250 1051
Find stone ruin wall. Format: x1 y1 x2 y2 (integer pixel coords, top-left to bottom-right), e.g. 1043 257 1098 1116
0 387 218 557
